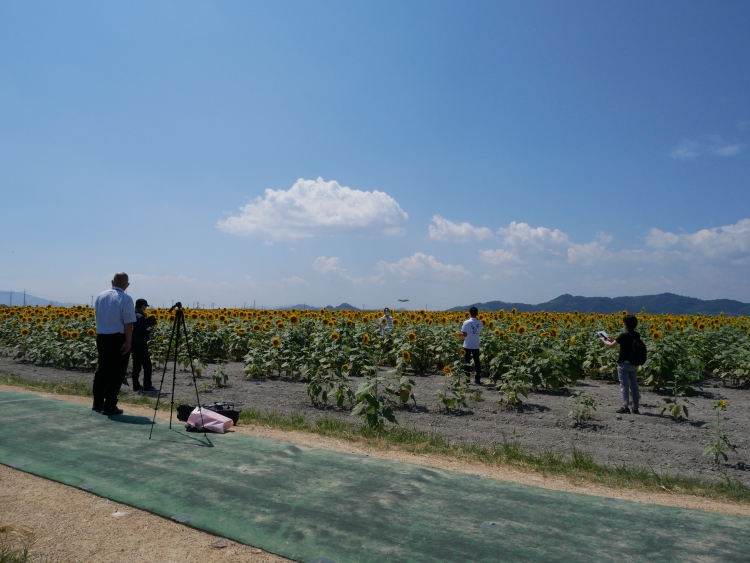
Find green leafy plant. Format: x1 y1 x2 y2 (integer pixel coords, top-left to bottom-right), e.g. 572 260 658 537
211 361 229 388
703 399 737 464
660 372 693 420
435 364 467 412
351 366 397 430
568 390 596 424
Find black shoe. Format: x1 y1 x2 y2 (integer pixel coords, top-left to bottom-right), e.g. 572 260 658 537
133 385 142 392
475 379 481 385
142 386 158 393
632 408 640 414
102 407 124 416
92 405 103 413
616 407 631 414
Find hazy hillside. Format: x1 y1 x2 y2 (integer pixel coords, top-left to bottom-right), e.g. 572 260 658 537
0 291 79 307
450 293 750 316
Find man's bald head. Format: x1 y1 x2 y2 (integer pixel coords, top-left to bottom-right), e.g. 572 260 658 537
112 272 129 290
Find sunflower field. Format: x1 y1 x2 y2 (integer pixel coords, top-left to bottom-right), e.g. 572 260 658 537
2 304 750 419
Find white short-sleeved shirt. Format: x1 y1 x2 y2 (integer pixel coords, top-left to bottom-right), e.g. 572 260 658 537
462 318 483 349
94 287 136 334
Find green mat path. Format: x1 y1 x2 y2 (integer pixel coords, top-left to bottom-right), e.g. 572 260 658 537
1 390 749 562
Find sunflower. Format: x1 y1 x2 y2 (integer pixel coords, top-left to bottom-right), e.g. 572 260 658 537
330 332 340 341
362 334 370 344
86 328 96 337
341 363 350 372
168 314 175 322
698 323 706 331
289 315 299 325
401 350 411 362
199 321 207 328
61 329 69 337
540 331 549 338
521 352 528 361
276 321 285 329
665 321 673 332
550 327 559 338
271 337 281 347
70 330 80 340
392 319 399 326
218 315 227 322
494 329 502 336
718 399 727 408
518 325 527 335
568 336 576 346
211 323 219 331
443 365 452 376
407 332 417 342
237 328 247 335
459 348 466 355
37 323 44 330
158 335 164 341
252 324 261 331
653 331 663 341
190 312 199 320
20 327 30 336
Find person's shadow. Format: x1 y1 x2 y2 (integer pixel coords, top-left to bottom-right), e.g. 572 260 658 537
105 414 152 425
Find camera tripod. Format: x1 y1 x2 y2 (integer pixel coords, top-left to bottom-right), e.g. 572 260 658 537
149 302 206 439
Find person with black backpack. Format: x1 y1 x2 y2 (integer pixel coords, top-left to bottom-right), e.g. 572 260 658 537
600 314 646 414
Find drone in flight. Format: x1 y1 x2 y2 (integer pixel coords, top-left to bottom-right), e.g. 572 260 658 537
398 299 410 302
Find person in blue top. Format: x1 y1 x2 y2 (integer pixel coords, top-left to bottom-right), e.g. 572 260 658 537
131 298 157 393
600 314 641 414
93 272 136 415
457 307 483 385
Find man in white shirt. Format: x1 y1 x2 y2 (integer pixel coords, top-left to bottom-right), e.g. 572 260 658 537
458 306 483 385
93 272 136 415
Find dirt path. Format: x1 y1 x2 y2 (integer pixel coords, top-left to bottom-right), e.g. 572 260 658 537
3 385 749 520
2 356 749 485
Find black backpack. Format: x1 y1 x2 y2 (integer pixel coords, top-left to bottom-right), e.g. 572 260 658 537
628 334 647 365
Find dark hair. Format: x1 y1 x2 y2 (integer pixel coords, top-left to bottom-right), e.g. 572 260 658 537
623 314 638 331
135 299 149 309
469 306 479 317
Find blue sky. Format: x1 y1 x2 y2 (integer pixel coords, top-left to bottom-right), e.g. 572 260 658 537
2 1 750 309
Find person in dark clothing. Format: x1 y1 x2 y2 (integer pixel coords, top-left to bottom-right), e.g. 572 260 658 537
132 298 157 393
600 314 641 414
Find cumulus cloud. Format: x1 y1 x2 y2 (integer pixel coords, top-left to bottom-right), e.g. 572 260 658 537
312 256 363 283
217 177 408 240
375 252 472 282
478 248 524 265
497 221 571 253
646 218 750 260
428 215 494 242
670 136 743 160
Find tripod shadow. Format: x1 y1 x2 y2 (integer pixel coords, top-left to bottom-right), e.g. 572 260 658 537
148 425 214 448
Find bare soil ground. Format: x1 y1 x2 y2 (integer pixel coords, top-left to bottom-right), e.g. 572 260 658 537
2 356 749 485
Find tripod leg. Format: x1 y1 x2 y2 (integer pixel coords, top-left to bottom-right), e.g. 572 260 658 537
180 311 207 436
149 315 178 439
169 316 181 429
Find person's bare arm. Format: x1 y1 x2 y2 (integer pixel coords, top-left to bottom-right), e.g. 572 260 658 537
601 336 618 349
122 323 133 354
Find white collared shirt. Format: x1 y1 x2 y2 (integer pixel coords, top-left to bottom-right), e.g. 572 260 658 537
94 287 136 334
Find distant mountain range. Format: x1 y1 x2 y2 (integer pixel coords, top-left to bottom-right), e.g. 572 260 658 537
0 291 80 307
450 293 750 316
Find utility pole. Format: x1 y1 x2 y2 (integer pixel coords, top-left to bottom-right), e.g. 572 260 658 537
9 291 11 307
23 291 26 306
253 299 255 309
91 295 93 308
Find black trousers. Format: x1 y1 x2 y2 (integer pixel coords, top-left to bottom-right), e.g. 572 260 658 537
463 348 481 381
131 341 152 389
93 333 129 409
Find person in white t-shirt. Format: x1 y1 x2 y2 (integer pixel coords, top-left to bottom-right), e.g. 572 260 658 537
457 307 483 384
380 308 393 335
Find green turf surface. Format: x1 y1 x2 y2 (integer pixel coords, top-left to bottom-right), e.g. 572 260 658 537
1 390 749 563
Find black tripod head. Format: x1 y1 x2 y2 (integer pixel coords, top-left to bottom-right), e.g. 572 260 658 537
169 302 183 313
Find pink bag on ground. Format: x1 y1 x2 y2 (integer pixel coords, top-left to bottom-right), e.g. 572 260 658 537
187 407 234 434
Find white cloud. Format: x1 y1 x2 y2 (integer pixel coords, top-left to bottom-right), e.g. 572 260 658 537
217 177 408 240
670 136 743 160
478 248 524 265
670 139 702 160
428 215 494 242
497 221 571 252
280 276 309 286
312 256 363 283
646 219 750 259
375 252 472 282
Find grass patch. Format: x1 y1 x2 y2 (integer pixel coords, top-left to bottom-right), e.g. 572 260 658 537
0 374 170 411
238 408 750 504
